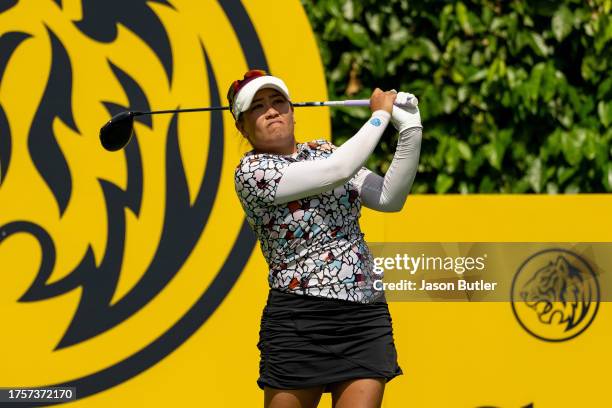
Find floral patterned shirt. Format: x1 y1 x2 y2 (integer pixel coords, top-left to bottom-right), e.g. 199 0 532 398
234 139 385 304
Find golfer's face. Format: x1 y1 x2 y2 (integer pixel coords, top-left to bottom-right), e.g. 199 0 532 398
241 88 294 151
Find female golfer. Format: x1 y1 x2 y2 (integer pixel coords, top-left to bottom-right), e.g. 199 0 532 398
230 70 422 408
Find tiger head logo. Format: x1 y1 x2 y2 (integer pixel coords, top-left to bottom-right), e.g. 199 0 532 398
511 249 599 342
520 255 593 330
0 0 266 399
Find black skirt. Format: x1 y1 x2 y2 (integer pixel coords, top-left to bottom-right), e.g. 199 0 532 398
257 288 403 392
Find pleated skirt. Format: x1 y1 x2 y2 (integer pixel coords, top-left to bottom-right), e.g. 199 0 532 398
257 288 403 392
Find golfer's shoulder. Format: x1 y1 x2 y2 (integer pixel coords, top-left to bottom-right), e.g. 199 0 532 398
234 151 284 179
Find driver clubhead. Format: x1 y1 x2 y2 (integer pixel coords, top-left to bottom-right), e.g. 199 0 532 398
99 111 135 151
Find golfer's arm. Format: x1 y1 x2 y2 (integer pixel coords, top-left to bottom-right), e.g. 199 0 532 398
353 127 422 212
273 110 390 205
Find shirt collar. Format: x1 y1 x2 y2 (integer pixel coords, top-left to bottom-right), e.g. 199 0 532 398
245 142 306 159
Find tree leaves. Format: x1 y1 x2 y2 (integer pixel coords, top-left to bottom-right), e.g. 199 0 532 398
552 5 573 42
598 101 612 127
339 21 370 48
436 174 454 193
301 0 612 193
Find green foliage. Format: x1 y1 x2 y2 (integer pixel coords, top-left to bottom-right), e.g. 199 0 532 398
301 0 612 193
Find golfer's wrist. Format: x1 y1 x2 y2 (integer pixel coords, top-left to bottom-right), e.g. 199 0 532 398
370 110 391 123
392 109 422 132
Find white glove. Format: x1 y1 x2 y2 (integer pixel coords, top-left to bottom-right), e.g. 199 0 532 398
390 91 422 133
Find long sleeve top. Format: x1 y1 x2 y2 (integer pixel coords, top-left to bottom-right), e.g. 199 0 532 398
234 110 422 303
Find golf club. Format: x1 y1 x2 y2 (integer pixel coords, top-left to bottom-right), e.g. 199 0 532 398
99 97 418 151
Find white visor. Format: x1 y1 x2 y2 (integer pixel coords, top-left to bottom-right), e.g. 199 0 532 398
232 75 290 119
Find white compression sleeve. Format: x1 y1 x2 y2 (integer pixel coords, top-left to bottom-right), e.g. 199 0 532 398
273 110 391 205
351 127 422 212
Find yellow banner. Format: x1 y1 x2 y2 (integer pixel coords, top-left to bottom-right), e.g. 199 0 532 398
0 0 610 407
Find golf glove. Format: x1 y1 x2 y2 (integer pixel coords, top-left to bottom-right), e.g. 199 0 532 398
390 91 422 133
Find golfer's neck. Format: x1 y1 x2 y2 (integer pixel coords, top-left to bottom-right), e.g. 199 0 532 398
256 139 297 156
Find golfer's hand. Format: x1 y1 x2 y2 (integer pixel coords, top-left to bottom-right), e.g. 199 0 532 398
390 91 422 133
370 88 397 114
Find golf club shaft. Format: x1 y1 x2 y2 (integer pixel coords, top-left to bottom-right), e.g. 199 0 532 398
294 98 418 107
136 98 418 116
135 106 229 115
